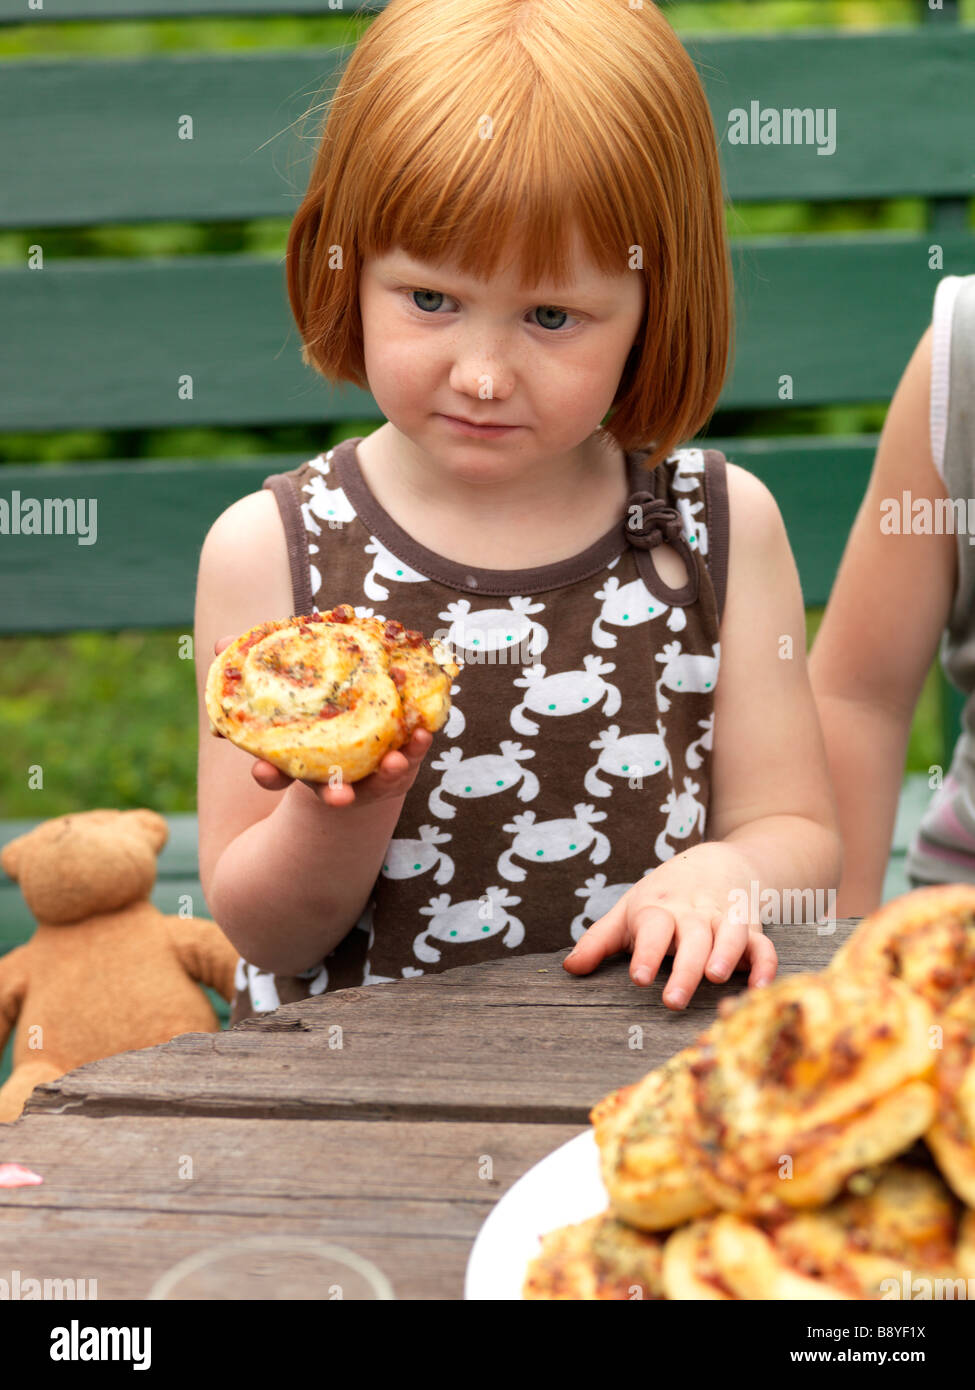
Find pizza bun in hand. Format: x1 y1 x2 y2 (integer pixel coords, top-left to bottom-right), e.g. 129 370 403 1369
205 605 461 784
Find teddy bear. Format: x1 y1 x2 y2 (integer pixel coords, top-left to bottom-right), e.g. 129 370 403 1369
0 808 240 1123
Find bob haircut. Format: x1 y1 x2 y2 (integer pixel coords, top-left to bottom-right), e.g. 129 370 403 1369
287 0 734 471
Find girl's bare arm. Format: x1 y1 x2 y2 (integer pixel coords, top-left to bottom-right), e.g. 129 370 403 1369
195 489 428 974
808 324 958 916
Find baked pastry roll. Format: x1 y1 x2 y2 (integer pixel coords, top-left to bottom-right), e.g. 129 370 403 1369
957 1208 975 1280
522 1210 667 1300
590 1048 716 1232
660 1219 739 1300
673 971 938 1217
829 884 975 1014
925 979 975 1205
205 606 460 783
696 1163 962 1300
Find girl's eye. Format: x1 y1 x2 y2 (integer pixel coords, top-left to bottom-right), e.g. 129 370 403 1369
532 306 570 331
410 288 446 313
407 289 574 332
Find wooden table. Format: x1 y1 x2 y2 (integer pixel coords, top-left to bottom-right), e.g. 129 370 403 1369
0 921 858 1301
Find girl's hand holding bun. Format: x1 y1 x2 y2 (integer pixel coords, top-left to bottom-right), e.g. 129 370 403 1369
207 606 459 809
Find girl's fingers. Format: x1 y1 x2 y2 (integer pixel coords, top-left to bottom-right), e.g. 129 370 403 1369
705 912 750 983
252 760 293 790
563 892 632 974
214 635 236 655
745 929 779 987
627 904 678 986
662 913 715 1010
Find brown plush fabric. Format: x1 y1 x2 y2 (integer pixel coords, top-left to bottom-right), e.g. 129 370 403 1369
0 809 239 1122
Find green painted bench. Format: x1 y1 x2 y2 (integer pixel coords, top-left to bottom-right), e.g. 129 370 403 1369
1 0 973 1029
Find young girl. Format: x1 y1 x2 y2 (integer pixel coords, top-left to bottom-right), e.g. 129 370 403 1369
810 273 975 918
195 0 841 1024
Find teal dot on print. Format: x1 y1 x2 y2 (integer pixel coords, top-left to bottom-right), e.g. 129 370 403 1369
536 849 544 856
496 779 504 786
464 785 472 792
413 863 421 871
654 759 661 767
677 681 683 687
622 764 629 771
396 569 404 576
690 535 697 546
482 924 490 933
449 929 458 937
473 639 480 645
582 697 589 704
569 844 576 850
705 682 712 688
548 703 556 710
506 635 512 642
623 613 629 621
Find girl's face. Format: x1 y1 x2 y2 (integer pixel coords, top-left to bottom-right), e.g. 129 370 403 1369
358 226 646 477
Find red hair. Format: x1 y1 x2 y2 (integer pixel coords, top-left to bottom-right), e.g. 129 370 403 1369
286 0 734 469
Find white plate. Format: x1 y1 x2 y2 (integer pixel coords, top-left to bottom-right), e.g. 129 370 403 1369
464 1130 609 1300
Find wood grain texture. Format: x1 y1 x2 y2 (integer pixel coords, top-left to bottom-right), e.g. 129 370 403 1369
0 1115 584 1300
24 927 858 1123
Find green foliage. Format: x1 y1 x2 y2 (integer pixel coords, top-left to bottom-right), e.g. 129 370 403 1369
0 631 197 817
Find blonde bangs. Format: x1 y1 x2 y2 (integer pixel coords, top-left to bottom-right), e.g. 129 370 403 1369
287 0 734 466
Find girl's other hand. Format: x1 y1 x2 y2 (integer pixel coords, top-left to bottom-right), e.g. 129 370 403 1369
562 845 778 1010
210 634 434 809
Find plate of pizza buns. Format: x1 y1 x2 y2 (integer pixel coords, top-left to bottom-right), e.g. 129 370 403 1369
205 605 461 784
465 884 975 1300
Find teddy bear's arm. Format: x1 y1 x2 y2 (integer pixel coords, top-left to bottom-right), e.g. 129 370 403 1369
162 918 239 1004
0 946 30 1056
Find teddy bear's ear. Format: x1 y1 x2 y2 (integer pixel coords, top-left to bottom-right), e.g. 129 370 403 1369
0 833 25 883
122 809 170 854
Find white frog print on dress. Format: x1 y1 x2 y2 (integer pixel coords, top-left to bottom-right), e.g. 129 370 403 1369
361 536 430 602
498 803 610 882
299 469 356 537
437 596 548 662
591 572 686 647
426 742 539 819
584 721 673 796
381 824 455 885
671 448 706 492
654 777 706 860
413 885 525 964
654 641 720 712
685 713 715 770
569 873 639 943
510 656 622 735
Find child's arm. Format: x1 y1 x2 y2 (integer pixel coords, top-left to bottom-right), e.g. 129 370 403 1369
808 324 957 917
565 459 843 1007
195 490 431 975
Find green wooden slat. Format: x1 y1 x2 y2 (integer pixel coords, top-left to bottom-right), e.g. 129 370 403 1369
0 811 202 876
0 0 382 21
3 236 974 434
0 438 865 632
1 29 973 227
0 455 308 631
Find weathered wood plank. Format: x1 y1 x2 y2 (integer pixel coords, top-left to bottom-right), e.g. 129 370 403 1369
24 925 857 1122
0 1115 584 1300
